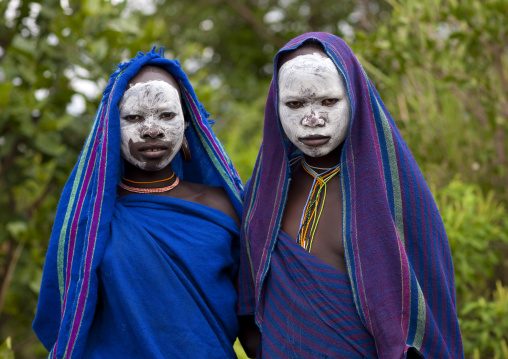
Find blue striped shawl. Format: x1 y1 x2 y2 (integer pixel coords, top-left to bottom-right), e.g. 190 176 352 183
261 232 377 358
33 48 243 359
238 33 463 358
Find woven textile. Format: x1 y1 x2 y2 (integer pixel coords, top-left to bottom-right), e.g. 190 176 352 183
238 33 463 358
83 195 239 358
260 231 377 358
33 48 243 359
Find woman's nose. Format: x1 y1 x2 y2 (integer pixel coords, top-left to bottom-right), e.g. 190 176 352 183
301 108 325 127
141 124 165 139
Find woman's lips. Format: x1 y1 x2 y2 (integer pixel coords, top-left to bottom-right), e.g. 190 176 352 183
299 135 330 147
136 142 169 159
140 149 167 159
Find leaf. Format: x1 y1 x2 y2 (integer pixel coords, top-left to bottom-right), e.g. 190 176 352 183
0 337 15 359
6 221 28 240
89 37 108 62
0 83 13 109
83 0 102 15
33 132 65 156
11 35 36 58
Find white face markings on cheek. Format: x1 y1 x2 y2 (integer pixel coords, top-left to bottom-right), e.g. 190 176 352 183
118 80 185 170
278 53 351 157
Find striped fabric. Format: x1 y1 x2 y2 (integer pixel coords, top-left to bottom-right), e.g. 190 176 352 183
238 33 464 358
261 232 377 358
33 48 243 359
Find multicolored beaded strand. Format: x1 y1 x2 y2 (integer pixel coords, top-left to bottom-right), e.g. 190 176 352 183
297 158 341 252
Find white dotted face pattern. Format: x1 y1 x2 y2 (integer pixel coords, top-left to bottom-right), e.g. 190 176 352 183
278 53 351 157
118 80 185 171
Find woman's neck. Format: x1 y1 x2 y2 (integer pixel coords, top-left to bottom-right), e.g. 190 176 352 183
122 161 176 188
302 144 343 170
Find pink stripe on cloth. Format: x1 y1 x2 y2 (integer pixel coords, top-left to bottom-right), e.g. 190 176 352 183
65 118 109 358
64 74 122 355
51 130 101 359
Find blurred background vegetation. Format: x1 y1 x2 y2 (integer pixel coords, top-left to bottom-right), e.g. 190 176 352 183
0 0 507 358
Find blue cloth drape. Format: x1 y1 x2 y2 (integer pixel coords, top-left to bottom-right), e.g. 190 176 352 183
83 195 239 358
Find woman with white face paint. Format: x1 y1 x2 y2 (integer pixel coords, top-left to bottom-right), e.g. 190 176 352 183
115 66 241 215
238 34 463 359
33 50 244 359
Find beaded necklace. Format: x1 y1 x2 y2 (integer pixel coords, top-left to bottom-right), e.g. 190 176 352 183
297 158 341 252
119 177 180 193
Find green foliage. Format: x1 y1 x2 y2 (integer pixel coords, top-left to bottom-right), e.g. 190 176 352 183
438 178 508 301
1 0 507 358
460 282 508 359
437 178 508 358
352 0 508 198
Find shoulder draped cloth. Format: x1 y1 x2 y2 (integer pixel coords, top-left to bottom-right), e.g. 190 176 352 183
238 32 463 358
33 48 243 358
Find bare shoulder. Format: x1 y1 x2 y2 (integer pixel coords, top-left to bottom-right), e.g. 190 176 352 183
178 181 240 226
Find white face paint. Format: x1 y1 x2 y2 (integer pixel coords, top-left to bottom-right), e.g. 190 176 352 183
118 80 185 171
278 53 351 157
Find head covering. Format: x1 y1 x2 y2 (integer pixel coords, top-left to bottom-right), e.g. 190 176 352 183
33 47 243 358
240 33 463 358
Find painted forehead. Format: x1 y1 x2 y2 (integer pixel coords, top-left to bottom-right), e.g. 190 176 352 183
119 80 181 110
278 53 342 84
127 66 180 94
277 42 326 67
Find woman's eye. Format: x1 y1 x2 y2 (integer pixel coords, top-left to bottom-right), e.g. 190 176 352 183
161 112 176 120
322 98 339 106
286 101 303 109
123 114 143 121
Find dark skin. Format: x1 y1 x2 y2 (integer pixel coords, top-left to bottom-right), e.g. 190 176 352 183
119 162 240 226
238 45 346 358
117 66 239 226
281 145 345 272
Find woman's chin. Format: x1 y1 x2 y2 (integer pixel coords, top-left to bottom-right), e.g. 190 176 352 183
126 156 175 172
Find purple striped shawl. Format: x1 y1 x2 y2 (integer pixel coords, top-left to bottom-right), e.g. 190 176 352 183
239 32 463 358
